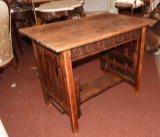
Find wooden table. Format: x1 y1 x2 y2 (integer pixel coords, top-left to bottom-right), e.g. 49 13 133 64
19 13 156 135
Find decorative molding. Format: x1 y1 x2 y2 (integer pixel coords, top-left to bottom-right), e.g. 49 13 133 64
71 29 141 61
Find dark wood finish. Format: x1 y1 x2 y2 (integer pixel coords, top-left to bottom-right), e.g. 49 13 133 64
19 13 156 134
0 57 21 73
36 11 70 24
80 73 123 103
71 5 86 17
17 0 51 7
143 0 151 2
11 7 35 55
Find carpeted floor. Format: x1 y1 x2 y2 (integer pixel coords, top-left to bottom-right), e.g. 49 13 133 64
0 35 160 137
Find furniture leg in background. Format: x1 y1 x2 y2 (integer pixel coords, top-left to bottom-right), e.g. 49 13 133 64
11 8 35 55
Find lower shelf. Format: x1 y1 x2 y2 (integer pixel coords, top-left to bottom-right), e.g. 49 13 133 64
80 72 123 103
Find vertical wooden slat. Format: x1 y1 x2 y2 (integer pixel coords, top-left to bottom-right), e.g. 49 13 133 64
74 77 81 118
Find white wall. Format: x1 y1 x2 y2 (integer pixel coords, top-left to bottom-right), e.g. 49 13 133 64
108 0 118 13
83 0 109 12
154 0 160 8
83 0 118 13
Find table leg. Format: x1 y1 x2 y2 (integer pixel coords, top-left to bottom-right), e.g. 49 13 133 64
32 43 79 134
60 50 79 134
134 27 146 95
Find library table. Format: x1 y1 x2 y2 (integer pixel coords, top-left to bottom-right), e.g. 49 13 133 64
19 12 156 135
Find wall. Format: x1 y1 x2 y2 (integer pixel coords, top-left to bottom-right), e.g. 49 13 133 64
154 0 160 8
83 0 118 13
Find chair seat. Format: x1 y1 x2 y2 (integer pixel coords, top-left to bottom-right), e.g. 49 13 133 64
115 0 144 8
115 0 144 15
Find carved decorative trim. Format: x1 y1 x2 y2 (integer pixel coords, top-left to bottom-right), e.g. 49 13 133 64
71 29 142 61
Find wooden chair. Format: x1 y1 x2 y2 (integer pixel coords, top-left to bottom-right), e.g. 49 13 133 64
0 0 20 78
115 0 144 15
145 2 160 52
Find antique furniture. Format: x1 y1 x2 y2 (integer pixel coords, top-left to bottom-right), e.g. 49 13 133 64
17 0 51 7
11 6 35 55
0 0 20 76
19 12 155 134
115 0 144 15
35 0 86 23
16 0 86 24
145 2 160 52
143 0 154 13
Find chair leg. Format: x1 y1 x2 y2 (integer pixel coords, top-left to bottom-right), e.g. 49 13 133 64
12 22 23 55
11 57 21 72
141 6 144 15
0 57 20 80
131 8 134 15
12 41 19 63
0 69 4 80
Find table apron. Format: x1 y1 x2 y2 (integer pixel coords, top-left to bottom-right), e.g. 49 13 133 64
71 28 142 61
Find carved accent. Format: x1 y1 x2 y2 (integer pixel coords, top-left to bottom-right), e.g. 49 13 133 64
71 29 142 61
33 45 69 113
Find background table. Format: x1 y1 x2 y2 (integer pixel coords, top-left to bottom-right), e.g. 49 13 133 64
17 0 86 23
35 0 85 23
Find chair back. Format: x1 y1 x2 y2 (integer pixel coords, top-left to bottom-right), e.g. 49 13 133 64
0 0 14 67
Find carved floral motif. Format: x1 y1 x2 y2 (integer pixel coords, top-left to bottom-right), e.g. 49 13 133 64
71 29 141 61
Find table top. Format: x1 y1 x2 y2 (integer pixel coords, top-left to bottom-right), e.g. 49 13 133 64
19 12 156 53
35 0 84 12
17 0 84 7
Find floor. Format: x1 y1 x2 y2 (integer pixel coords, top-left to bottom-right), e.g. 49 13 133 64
0 45 160 137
